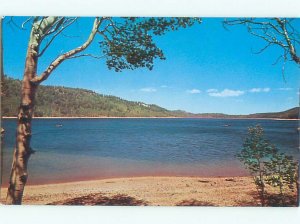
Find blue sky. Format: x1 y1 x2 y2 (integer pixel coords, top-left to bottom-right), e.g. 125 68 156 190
3 17 300 115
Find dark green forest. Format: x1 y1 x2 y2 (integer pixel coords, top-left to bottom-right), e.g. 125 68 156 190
1 76 299 119
1 76 174 117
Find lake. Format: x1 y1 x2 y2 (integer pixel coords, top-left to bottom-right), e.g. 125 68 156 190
1 118 299 185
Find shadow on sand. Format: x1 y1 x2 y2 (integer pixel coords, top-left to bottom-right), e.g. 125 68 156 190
235 190 298 207
48 193 148 206
176 199 215 206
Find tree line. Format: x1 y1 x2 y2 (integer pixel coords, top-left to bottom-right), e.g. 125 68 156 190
1 76 173 117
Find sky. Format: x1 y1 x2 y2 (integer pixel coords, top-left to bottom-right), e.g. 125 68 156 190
2 17 300 115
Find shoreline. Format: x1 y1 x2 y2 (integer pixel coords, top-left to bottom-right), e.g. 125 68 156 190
1 175 248 187
0 173 250 188
1 175 296 206
2 116 299 121
0 176 255 206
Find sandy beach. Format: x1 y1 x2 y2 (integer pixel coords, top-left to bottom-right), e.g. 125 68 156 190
1 176 297 206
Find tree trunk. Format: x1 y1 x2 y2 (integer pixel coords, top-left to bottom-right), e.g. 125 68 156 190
6 27 39 205
258 159 265 206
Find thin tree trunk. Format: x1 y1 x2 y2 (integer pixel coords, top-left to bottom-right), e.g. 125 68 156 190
258 159 265 206
6 26 39 205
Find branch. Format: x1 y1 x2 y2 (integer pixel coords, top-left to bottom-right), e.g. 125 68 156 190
21 17 33 29
38 18 77 57
246 23 288 49
272 55 283 65
66 53 105 60
43 18 65 37
37 17 46 31
30 18 103 85
252 42 272 54
6 17 23 30
276 18 300 64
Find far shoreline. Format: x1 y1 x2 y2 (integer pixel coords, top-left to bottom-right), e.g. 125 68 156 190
2 116 299 121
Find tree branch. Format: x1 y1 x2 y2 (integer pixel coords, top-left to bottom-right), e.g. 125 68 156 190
21 17 33 29
43 18 65 37
30 17 103 85
275 18 300 64
225 18 300 65
38 18 77 57
66 53 105 60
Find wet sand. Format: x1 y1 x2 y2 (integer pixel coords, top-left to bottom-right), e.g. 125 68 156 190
1 176 296 206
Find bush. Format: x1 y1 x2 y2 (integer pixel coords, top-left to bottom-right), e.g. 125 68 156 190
237 125 298 206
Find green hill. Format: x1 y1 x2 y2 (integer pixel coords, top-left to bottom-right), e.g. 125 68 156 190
1 76 174 117
244 107 299 119
193 108 299 119
1 76 299 119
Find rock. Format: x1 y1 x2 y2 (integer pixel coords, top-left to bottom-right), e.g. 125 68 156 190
225 178 235 182
198 180 210 183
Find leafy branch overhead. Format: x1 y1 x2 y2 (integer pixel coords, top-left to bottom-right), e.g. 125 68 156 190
10 17 201 84
100 17 201 71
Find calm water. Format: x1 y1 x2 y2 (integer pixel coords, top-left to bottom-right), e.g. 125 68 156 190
1 118 299 185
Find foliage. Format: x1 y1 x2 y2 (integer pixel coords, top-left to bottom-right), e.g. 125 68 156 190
2 76 299 119
265 153 298 196
1 76 174 117
100 18 201 72
237 125 276 206
237 125 298 206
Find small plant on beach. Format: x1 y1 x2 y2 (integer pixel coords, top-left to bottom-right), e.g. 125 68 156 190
237 125 299 206
265 152 298 205
237 125 277 206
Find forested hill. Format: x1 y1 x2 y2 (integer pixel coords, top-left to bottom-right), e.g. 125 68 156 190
243 107 299 119
1 76 174 117
195 107 299 119
1 76 299 119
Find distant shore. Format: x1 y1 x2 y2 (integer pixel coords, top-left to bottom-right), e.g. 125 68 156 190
2 116 299 121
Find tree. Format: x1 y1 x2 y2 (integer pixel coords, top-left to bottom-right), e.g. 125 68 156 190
224 18 300 75
237 125 277 206
237 125 298 206
4 16 201 204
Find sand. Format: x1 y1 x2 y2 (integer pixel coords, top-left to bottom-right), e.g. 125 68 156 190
2 176 297 206
0 176 297 206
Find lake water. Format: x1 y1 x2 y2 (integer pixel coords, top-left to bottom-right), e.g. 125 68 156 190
1 118 299 186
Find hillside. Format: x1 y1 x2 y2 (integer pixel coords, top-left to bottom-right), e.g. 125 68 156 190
244 107 299 119
1 76 174 117
194 107 299 119
1 76 299 119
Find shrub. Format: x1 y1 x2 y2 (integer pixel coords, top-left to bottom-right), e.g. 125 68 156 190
237 125 276 206
237 125 298 206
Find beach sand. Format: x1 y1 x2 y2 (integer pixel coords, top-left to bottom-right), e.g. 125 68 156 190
1 176 297 206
